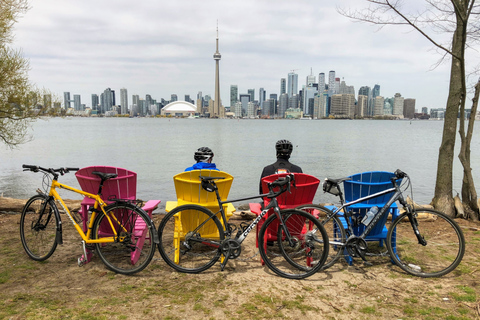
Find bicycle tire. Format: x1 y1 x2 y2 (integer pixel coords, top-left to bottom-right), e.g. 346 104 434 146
92 202 156 275
258 209 329 279
20 194 59 261
386 208 465 278
296 204 346 270
157 205 224 273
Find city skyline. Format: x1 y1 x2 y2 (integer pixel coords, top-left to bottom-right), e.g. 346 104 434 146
14 1 478 111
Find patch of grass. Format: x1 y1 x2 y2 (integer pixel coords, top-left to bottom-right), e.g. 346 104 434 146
359 306 376 314
450 285 476 302
0 270 9 284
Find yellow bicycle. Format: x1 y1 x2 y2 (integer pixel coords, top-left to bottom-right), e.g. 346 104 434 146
20 164 158 275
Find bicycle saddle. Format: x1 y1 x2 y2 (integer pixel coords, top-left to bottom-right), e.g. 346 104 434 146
324 177 351 185
199 176 225 181
92 171 118 181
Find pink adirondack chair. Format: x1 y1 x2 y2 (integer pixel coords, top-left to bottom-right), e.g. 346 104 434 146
75 166 160 264
249 173 320 265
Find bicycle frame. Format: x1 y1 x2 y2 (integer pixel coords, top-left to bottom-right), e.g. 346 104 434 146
47 178 128 244
201 183 295 246
330 180 409 240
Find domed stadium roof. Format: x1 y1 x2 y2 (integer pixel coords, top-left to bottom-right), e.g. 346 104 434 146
162 101 196 113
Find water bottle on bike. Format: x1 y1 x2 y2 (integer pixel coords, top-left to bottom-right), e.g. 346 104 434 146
361 206 379 226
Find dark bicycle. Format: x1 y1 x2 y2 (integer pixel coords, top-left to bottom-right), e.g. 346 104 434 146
157 173 329 279
297 169 465 278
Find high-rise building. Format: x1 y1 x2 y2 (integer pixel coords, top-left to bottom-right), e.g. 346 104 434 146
318 73 326 92
314 92 328 118
100 88 114 114
374 96 385 116
63 92 71 110
287 72 298 97
280 78 286 95
356 95 368 117
213 24 222 117
372 84 381 99
234 101 242 118
248 89 255 102
421 107 428 114
120 88 128 115
393 93 404 116
328 71 335 94
196 91 204 114
278 93 288 118
230 85 238 108
259 88 265 109
91 94 99 111
358 86 372 116
330 94 355 118
239 94 250 116
171 94 178 102
306 68 316 86
404 98 416 119
73 94 81 111
302 86 317 115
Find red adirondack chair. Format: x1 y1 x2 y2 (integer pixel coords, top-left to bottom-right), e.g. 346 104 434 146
249 173 320 265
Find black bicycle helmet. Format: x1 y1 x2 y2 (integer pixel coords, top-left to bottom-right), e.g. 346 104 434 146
275 139 293 159
194 147 214 163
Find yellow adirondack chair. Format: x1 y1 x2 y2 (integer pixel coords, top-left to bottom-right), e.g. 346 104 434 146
165 170 235 264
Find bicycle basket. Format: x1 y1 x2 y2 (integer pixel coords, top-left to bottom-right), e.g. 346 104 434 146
322 180 340 196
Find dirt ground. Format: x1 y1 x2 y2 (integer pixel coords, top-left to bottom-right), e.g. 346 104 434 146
1 199 480 320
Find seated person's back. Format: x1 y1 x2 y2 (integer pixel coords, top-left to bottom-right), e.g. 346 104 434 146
260 139 302 193
185 147 219 172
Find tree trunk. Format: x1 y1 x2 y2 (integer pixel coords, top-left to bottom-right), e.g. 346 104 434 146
458 81 480 221
432 6 467 218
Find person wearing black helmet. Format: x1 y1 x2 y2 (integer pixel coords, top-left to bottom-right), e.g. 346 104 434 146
185 147 219 172
259 139 302 193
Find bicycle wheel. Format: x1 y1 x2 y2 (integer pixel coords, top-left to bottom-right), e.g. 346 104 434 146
296 204 346 270
157 205 224 273
258 209 329 279
92 202 156 275
387 208 465 278
20 195 59 261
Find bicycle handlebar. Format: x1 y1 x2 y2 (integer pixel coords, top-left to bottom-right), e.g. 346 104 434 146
266 173 296 198
22 164 79 177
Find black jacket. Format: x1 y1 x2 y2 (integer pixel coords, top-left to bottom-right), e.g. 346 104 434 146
259 158 303 194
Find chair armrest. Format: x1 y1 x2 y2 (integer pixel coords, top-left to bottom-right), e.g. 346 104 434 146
249 203 262 215
142 200 161 217
165 201 178 213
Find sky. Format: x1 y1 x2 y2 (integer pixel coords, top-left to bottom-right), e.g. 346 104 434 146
11 0 473 111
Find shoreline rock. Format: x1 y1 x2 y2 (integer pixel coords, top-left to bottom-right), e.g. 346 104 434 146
0 196 82 214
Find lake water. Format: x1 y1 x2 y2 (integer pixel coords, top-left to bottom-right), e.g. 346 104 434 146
1 117 479 209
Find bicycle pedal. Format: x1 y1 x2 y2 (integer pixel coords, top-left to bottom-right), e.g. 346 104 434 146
363 261 373 267
78 256 86 267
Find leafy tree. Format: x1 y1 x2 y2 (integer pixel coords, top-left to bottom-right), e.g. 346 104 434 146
339 0 480 219
0 0 48 148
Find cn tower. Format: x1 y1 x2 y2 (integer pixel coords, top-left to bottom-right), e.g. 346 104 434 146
213 23 222 118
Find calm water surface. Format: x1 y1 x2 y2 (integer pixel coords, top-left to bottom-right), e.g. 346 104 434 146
1 117 478 209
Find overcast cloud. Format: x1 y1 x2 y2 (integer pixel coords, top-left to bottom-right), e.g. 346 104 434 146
12 0 475 110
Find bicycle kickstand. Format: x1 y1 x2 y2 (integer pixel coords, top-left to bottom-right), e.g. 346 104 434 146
77 240 92 267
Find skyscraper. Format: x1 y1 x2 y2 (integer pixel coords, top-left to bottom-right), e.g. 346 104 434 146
328 71 335 94
318 73 325 92
91 94 99 111
213 24 222 117
280 78 286 95
230 85 238 108
259 87 265 109
287 72 298 97
73 94 81 111
63 92 71 110
306 68 315 86
120 88 128 115
248 89 255 102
